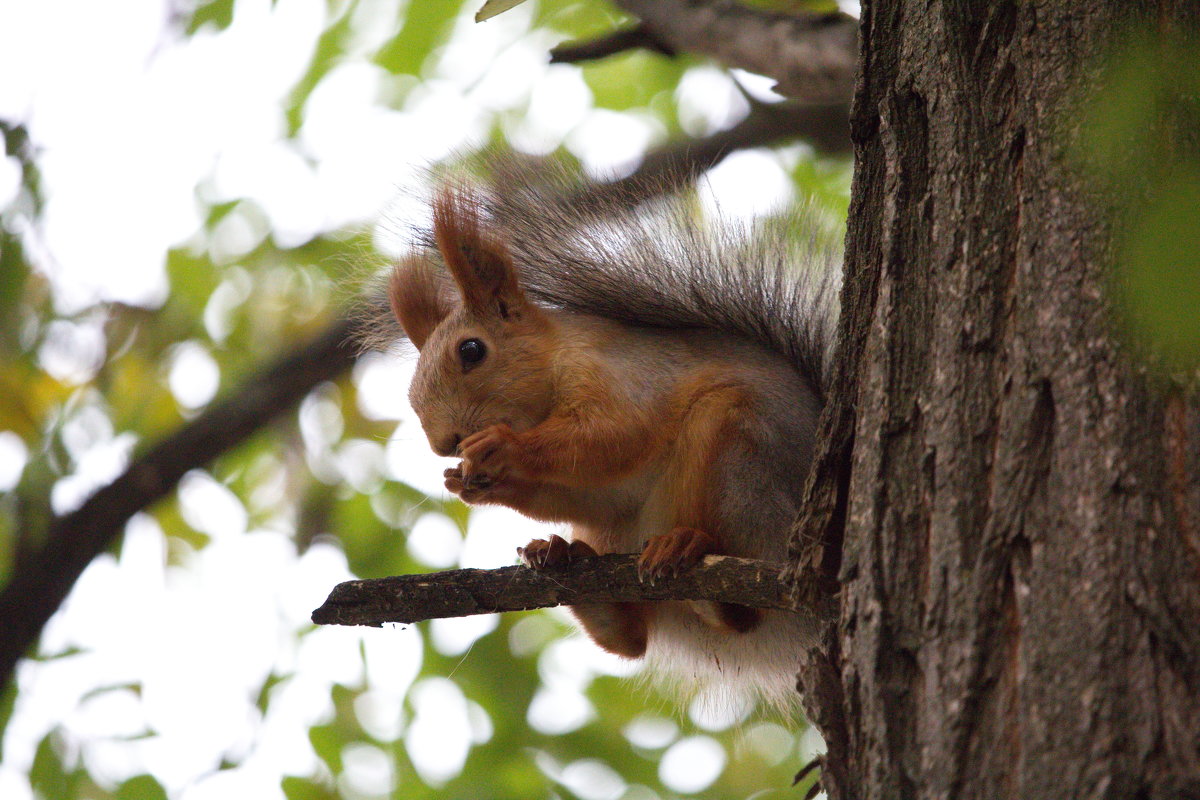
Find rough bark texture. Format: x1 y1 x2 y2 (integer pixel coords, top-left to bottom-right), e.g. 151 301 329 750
788 2 1200 799
312 554 825 626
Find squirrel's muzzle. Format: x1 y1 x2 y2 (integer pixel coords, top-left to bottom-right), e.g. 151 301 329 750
432 433 462 458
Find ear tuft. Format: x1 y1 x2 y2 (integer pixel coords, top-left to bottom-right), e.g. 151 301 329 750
389 252 453 350
433 186 526 320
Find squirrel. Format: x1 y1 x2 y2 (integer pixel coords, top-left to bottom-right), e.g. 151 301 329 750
386 162 838 710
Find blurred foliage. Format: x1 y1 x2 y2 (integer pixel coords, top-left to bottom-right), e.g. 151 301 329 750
0 0 852 798
1077 31 1200 368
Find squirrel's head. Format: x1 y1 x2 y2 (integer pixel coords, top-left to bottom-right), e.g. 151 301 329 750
389 187 556 457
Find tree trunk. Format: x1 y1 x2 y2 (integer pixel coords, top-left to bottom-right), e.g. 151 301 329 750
794 2 1200 798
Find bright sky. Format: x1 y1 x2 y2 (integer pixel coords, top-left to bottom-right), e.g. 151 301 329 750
0 0 832 797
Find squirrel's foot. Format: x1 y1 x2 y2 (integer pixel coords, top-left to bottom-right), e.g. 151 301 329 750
459 423 519 483
519 534 598 569
638 527 717 583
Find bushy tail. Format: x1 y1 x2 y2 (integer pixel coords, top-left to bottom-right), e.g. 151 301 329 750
368 157 842 398
469 160 841 399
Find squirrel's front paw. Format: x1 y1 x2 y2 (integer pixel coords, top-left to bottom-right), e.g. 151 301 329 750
459 424 520 482
444 465 495 504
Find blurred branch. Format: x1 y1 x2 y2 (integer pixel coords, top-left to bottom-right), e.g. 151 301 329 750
573 99 850 212
1 121 44 215
630 98 850 176
312 554 824 626
611 1 858 104
0 317 360 691
550 22 676 63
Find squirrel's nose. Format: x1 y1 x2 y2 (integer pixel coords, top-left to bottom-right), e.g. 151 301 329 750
433 433 463 457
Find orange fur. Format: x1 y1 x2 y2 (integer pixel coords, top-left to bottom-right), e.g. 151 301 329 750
389 254 451 349
661 372 752 530
432 188 524 320
520 535 650 657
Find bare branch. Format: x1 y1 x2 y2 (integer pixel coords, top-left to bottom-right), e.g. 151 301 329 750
550 22 676 64
613 0 858 104
571 100 850 213
312 554 830 627
631 98 850 176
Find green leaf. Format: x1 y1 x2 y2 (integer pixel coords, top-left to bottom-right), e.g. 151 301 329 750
532 0 624 38
1076 31 1200 365
80 682 142 702
115 774 168 800
309 723 345 775
582 50 689 120
32 646 85 662
333 489 419 579
1115 168 1200 364
475 0 529 23
0 229 30 349
282 776 338 800
375 1 465 78
285 2 361 137
186 0 235 33
30 733 75 800
0 678 16 745
253 673 288 715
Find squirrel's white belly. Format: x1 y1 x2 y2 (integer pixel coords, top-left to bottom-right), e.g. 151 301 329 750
644 602 816 713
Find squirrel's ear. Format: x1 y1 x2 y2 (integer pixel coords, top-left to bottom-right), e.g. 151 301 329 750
432 187 530 321
390 253 453 350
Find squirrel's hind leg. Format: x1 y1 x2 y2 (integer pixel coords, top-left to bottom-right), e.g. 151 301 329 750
647 379 766 635
520 533 650 659
639 528 763 634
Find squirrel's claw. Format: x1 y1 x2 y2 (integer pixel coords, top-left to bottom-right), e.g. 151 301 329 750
443 465 465 494
444 465 493 503
638 527 716 583
520 534 571 569
460 424 518 483
520 534 599 570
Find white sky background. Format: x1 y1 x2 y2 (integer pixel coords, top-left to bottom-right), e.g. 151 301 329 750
0 0 845 797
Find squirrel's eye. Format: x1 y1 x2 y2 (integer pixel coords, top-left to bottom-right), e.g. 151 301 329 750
458 338 487 368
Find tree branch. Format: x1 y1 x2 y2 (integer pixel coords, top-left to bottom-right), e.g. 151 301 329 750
312 554 826 627
550 22 676 63
612 0 858 104
572 99 850 212
629 98 850 177
0 317 360 690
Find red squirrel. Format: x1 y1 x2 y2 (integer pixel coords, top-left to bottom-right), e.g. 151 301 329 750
388 167 836 709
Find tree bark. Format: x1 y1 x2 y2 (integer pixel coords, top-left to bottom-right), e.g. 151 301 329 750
790 2 1200 799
